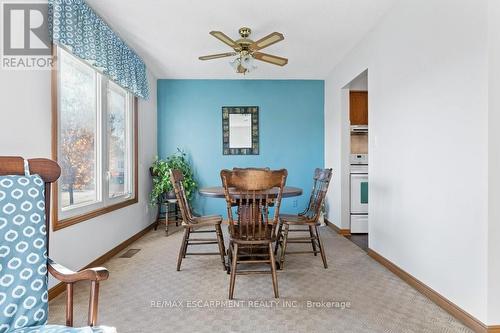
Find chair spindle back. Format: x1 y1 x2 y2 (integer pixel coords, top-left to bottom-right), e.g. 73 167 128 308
221 169 287 242
169 169 194 224
301 168 333 221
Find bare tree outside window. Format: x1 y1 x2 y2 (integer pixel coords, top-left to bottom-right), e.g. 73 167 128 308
59 50 97 208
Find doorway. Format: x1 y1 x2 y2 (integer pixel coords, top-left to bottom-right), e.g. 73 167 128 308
344 70 368 251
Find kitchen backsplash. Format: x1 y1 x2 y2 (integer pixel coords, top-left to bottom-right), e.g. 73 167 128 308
351 133 368 154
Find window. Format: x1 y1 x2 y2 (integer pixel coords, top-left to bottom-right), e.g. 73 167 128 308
53 46 138 230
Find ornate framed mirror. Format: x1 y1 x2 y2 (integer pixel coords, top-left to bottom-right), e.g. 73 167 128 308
222 106 259 155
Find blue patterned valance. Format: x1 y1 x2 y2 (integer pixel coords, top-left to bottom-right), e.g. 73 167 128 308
48 0 149 99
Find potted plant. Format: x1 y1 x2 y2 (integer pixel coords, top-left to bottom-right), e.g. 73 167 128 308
150 149 197 205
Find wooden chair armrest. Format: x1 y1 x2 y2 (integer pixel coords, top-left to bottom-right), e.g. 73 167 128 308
47 258 109 327
48 258 109 283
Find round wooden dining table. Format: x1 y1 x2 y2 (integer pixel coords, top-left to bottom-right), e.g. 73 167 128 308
199 186 303 272
198 186 303 198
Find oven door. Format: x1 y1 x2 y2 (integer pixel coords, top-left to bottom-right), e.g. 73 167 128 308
350 173 368 214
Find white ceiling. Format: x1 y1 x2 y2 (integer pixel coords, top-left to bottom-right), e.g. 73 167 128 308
86 0 396 79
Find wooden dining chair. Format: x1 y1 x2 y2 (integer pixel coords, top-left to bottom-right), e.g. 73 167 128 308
0 157 113 332
221 168 287 299
170 169 226 271
276 168 333 269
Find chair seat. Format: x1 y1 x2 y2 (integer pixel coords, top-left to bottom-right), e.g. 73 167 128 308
183 214 222 227
279 214 318 225
10 325 116 333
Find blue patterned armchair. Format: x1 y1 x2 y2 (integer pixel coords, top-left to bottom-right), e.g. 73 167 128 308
0 157 115 333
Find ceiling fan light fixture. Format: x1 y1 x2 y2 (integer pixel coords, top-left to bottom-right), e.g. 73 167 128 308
201 27 287 74
229 55 256 74
229 58 240 70
240 54 257 72
237 64 247 74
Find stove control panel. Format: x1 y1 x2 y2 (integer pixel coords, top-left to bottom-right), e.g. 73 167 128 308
350 154 368 165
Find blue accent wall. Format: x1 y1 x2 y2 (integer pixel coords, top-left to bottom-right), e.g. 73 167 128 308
157 79 324 216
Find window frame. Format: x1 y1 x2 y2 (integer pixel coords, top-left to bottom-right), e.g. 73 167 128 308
51 44 138 231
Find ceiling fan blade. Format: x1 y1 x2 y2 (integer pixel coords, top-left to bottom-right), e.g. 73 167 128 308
250 32 284 51
253 52 288 66
199 52 237 61
209 31 238 50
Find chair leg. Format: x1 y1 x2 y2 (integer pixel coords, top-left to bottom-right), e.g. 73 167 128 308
183 228 191 258
309 225 318 256
229 243 238 299
269 243 279 298
280 224 290 269
315 226 328 269
66 283 74 326
219 225 226 254
166 203 171 235
215 225 226 270
177 228 189 271
274 222 283 255
175 203 180 226
88 281 100 327
154 203 160 231
226 241 232 275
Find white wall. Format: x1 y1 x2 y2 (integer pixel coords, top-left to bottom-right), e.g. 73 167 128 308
325 0 489 324
0 67 158 288
488 0 500 325
346 70 368 91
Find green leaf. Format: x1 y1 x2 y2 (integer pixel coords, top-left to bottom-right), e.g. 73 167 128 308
149 148 198 205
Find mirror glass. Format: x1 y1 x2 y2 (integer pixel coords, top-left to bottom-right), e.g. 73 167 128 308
229 114 252 148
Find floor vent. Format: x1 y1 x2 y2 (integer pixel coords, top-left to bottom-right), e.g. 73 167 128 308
119 249 141 258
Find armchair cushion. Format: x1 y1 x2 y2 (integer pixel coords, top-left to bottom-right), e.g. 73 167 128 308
10 325 116 333
0 175 48 333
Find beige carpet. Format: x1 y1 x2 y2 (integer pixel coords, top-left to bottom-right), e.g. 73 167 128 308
48 225 471 333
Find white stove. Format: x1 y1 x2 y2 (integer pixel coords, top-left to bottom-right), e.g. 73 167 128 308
350 155 368 234
350 164 368 174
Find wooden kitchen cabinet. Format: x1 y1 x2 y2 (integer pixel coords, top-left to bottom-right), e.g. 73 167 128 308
350 91 368 125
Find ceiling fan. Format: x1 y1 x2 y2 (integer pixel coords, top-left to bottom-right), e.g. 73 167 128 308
199 27 288 74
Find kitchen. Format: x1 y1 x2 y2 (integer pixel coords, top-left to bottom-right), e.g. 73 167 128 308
347 71 368 251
